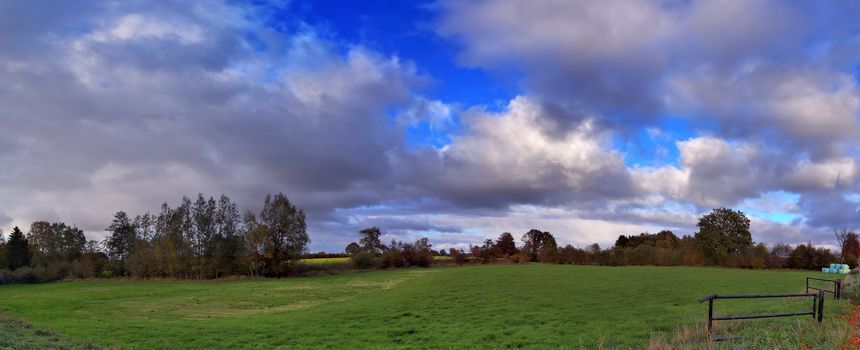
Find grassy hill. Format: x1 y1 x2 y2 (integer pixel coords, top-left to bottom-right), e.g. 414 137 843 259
0 264 851 349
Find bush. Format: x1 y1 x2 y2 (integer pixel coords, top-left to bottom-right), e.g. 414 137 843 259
410 249 433 267
12 267 38 283
35 266 60 283
351 251 377 269
843 275 860 305
449 249 466 265
380 249 405 268
0 269 12 284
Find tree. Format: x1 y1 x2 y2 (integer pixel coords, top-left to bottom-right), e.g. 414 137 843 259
213 194 241 277
521 229 554 262
7 226 30 270
79 240 107 278
843 233 860 267
478 239 497 263
449 248 466 265
614 235 629 248
539 234 559 263
694 208 752 265
381 239 405 268
105 211 137 274
410 237 433 267
834 227 852 260
258 193 309 276
191 194 217 278
27 221 55 267
495 232 518 256
787 243 834 270
0 229 6 269
358 227 386 255
767 243 791 268
128 213 156 278
345 242 361 255
241 210 267 277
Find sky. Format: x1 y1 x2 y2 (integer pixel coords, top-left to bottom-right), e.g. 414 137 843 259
2 0 860 252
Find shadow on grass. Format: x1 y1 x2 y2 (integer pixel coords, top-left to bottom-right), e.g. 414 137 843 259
0 316 104 350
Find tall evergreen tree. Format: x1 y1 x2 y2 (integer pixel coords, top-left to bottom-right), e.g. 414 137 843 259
7 226 30 269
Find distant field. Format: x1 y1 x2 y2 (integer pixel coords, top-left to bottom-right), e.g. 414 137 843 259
299 257 351 265
0 265 850 349
300 256 452 265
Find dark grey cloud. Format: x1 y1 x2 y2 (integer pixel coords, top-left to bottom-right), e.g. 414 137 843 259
0 0 434 246
799 191 860 229
3 0 860 251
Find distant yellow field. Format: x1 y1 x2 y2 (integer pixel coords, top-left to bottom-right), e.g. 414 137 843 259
299 257 350 265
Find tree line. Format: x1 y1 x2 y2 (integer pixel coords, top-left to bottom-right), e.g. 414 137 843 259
346 208 856 271
0 203 855 284
0 193 309 283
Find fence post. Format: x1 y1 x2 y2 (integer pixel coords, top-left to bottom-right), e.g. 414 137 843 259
837 279 842 300
707 298 713 334
817 290 825 323
812 292 817 319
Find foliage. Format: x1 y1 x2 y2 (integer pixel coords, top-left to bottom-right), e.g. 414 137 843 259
358 227 386 255
6 226 30 270
495 232 518 256
27 221 86 270
694 208 752 264
104 211 136 274
842 232 860 267
257 193 309 276
344 242 361 255
449 248 466 265
11 267 38 283
521 229 554 262
350 251 377 269
538 234 559 263
380 242 404 268
787 242 835 270
843 275 860 305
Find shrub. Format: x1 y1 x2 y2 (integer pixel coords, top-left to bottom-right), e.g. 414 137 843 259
410 248 433 267
12 267 38 283
449 249 466 265
0 269 12 284
380 249 405 268
35 266 60 282
508 254 522 264
351 251 377 269
843 276 860 305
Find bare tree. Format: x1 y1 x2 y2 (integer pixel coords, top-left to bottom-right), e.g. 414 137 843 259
835 227 853 261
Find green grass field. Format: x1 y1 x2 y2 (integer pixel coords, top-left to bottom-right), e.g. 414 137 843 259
0 265 850 349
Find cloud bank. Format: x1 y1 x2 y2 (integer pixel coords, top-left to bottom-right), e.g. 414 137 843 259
2 0 860 251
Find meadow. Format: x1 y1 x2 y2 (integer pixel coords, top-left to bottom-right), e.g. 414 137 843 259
0 264 851 349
